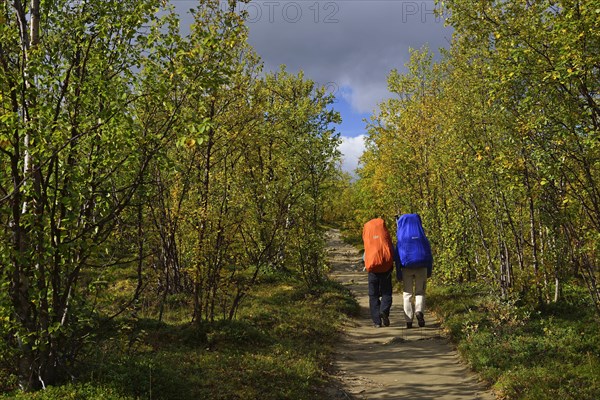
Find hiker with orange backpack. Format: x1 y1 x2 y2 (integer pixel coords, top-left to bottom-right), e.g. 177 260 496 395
362 217 399 328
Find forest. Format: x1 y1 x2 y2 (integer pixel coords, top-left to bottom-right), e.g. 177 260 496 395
1 0 343 394
345 0 600 396
1 0 600 398
352 0 600 311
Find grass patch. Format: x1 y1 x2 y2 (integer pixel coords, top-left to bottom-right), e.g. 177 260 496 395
428 282 600 399
2 275 358 399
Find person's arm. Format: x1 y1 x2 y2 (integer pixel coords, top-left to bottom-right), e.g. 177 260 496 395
362 251 366 271
427 238 433 278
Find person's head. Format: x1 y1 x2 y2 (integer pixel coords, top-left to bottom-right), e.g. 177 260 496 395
394 208 403 221
368 213 382 222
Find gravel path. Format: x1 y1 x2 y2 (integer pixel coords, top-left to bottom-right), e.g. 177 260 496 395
325 229 495 400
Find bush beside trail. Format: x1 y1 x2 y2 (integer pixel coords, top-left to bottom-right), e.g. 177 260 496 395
1 273 359 400
429 283 600 399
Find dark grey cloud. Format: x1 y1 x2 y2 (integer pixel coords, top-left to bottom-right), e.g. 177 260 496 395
172 0 451 113
242 0 452 113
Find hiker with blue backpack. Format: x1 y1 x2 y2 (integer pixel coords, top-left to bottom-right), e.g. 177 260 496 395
395 213 433 329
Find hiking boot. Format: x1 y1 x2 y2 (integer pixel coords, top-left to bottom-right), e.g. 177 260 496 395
373 323 382 328
381 313 390 327
416 311 425 327
406 322 413 329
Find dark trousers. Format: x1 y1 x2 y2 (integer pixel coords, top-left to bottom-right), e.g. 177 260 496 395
368 270 393 325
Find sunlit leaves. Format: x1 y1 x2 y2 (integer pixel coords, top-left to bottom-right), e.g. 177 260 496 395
0 0 251 390
351 0 600 311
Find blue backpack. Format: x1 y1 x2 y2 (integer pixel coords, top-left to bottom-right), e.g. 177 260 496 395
396 214 433 279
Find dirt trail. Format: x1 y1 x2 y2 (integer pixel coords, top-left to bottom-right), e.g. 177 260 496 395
325 229 495 400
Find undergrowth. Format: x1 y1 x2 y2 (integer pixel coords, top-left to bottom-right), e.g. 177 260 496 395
428 282 600 399
2 274 359 400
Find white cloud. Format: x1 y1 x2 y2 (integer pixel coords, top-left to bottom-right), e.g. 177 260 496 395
339 135 366 175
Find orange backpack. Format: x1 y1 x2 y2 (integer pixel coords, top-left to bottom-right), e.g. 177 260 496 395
362 218 394 273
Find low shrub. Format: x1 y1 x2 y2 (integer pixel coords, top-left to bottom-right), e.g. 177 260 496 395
429 283 600 399
2 273 358 400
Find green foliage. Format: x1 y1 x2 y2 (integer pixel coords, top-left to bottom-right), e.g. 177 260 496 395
351 0 600 317
144 58 341 323
3 273 358 399
4 383 134 400
429 283 600 398
1 0 182 389
1 0 341 391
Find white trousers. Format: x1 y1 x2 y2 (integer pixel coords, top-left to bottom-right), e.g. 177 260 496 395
402 267 428 322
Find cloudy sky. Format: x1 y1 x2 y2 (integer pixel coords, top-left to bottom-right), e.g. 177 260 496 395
174 0 452 174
